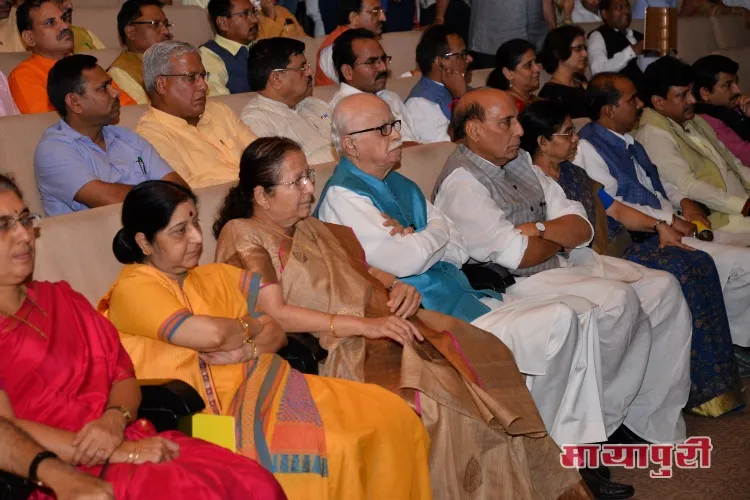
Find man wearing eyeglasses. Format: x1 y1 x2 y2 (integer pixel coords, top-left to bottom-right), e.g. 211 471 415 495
314 0 385 86
405 25 473 144
241 38 336 165
136 41 257 188
109 0 173 104
198 0 258 96
8 0 136 114
329 28 418 144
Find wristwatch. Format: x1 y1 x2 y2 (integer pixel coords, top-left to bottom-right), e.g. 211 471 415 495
535 222 546 239
653 220 667 232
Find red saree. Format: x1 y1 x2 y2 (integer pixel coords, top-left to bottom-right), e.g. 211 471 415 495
0 280 286 500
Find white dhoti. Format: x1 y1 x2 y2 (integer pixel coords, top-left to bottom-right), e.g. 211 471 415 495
503 249 692 444
685 232 750 347
471 293 606 446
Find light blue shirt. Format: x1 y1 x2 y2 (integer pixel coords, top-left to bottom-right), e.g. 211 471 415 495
34 120 174 216
631 0 677 19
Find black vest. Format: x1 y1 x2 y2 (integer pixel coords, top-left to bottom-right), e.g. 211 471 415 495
589 25 645 91
201 40 250 94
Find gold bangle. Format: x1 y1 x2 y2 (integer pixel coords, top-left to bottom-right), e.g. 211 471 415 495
329 314 337 337
105 405 132 425
239 317 253 344
246 338 258 360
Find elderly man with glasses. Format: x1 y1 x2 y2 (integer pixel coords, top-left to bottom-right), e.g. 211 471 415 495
329 28 419 144
109 0 173 104
198 0 258 96
135 40 257 188
240 37 336 165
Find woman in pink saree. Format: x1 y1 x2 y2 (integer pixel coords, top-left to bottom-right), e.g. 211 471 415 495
0 174 286 500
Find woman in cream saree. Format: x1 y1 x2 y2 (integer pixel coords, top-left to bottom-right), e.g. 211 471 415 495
214 137 590 500
99 180 432 500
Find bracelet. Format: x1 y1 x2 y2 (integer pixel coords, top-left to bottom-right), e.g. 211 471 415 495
245 338 258 360
653 220 666 232
329 313 337 337
239 317 253 344
28 451 57 486
104 405 133 425
387 279 399 291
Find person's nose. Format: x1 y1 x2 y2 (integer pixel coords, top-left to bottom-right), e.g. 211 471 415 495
108 83 121 99
189 224 204 244
636 96 644 109
378 10 386 21
686 92 696 105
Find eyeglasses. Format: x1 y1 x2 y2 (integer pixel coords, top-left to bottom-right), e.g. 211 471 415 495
362 7 384 15
274 169 316 189
442 50 471 59
270 62 311 74
353 55 392 67
160 72 210 84
227 8 258 19
552 128 578 139
0 212 40 233
570 44 587 53
129 20 174 29
347 120 401 137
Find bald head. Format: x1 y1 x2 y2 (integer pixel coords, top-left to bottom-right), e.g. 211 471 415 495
331 93 403 177
451 88 523 166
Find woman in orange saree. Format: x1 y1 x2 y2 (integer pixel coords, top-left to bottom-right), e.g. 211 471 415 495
98 180 432 500
0 176 285 500
213 137 591 500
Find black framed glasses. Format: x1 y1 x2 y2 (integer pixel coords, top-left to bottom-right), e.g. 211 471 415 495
129 20 173 29
227 8 258 19
353 55 392 67
160 72 210 84
442 49 470 59
270 62 311 74
273 169 316 189
348 120 401 137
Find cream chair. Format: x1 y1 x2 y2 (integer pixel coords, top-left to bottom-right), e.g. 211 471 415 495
709 15 750 49
379 31 421 77
289 34 324 79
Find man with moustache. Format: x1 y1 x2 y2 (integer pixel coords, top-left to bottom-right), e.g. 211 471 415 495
109 0 173 105
315 0 385 86
405 25 473 143
56 0 105 52
635 56 750 235
240 38 336 165
432 89 693 483
34 54 185 216
9 0 136 113
136 41 257 188
199 0 258 96
329 29 418 143
692 55 750 166
576 72 750 377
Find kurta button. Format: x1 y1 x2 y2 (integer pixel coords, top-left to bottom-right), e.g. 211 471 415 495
513 185 517 189
530 206 534 211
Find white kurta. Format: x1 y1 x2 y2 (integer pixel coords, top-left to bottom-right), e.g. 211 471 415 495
433 151 692 444
404 91 452 144
317 182 610 446
576 135 750 346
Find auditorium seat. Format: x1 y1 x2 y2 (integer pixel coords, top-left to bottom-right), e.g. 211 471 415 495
709 15 750 49
289 35 324 77
677 16 719 62
0 48 123 79
32 141 457 304
379 31 421 77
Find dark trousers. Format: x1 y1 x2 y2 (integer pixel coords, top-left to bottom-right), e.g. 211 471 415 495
470 51 495 70
419 0 470 41
385 0 417 32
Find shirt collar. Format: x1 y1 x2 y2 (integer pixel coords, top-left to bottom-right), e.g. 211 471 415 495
148 105 208 128
214 34 249 56
338 82 390 99
56 119 119 146
459 143 508 179
609 129 635 146
256 93 301 112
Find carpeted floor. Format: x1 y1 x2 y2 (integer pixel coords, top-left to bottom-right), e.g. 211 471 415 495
609 381 750 499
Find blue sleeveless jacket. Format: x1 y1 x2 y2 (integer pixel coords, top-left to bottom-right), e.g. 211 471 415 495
201 40 250 94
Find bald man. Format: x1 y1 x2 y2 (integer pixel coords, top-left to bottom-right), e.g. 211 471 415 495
313 93 640 494
434 88 692 454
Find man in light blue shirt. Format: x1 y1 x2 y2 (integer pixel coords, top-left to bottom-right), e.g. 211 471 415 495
631 0 677 19
34 54 186 216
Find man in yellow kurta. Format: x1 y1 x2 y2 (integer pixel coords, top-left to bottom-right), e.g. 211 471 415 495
109 0 173 104
58 0 104 52
136 40 257 188
257 0 305 39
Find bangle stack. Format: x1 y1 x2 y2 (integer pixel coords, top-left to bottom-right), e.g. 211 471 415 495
104 405 133 425
387 279 399 291
239 317 259 360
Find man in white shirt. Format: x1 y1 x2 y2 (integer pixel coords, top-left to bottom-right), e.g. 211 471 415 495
434 88 692 450
404 25 472 144
571 0 603 22
635 56 750 234
578 72 750 372
241 37 336 165
328 28 419 144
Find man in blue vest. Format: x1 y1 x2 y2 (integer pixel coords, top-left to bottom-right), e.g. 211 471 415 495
405 25 472 144
199 0 258 96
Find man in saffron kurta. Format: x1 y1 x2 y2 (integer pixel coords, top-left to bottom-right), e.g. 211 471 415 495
109 0 173 105
314 0 385 85
136 41 257 187
9 0 135 114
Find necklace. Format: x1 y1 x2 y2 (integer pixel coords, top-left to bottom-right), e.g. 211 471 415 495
0 288 48 339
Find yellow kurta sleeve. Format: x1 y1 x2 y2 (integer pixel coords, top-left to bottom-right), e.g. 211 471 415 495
108 66 149 104
258 6 306 39
198 45 231 97
86 29 105 49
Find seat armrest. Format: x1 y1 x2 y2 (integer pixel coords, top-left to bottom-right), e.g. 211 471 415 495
277 334 327 375
138 380 206 432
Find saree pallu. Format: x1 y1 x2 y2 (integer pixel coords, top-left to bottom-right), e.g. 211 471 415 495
100 263 431 500
557 162 745 417
0 280 284 500
215 217 590 500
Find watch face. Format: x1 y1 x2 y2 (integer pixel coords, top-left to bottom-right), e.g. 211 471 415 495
535 222 546 232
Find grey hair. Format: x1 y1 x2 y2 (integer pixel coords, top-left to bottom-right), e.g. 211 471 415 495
330 98 352 154
143 41 200 94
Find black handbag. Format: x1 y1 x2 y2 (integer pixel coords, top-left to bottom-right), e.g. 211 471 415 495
461 262 516 293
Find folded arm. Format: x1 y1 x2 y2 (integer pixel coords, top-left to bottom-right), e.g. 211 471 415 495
587 31 636 74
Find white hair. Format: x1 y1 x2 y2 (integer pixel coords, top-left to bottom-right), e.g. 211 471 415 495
143 41 199 94
330 100 349 155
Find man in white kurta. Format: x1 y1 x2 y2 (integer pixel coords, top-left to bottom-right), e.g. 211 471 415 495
576 73 750 359
241 38 336 165
316 93 622 453
433 88 692 446
327 29 418 143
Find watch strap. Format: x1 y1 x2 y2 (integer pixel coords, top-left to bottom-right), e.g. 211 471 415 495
28 450 57 485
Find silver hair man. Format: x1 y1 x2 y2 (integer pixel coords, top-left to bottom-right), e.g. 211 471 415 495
143 40 199 93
